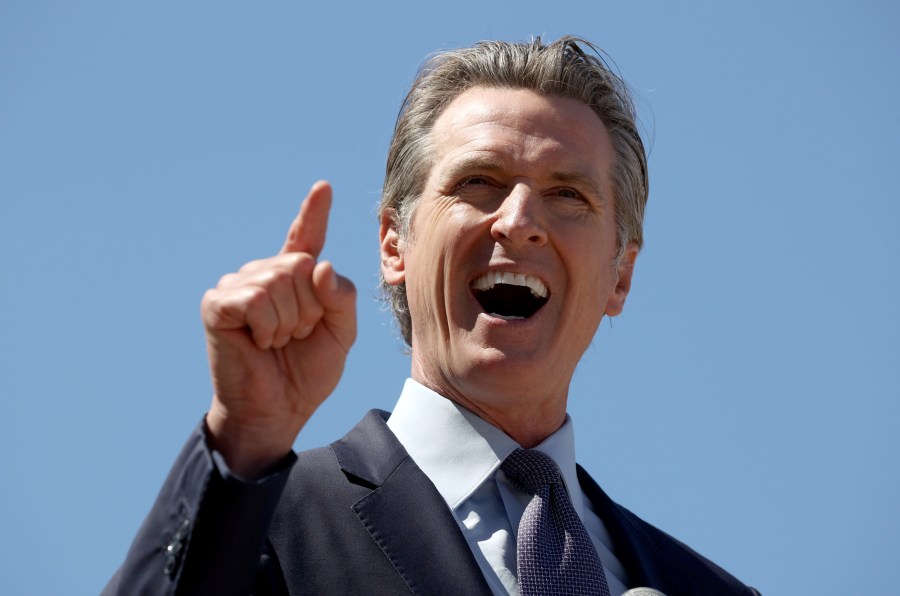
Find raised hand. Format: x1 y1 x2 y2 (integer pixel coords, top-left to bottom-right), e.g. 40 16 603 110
201 181 357 477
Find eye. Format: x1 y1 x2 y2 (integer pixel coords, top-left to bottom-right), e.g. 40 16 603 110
551 187 587 202
547 186 600 214
455 175 493 190
451 175 504 199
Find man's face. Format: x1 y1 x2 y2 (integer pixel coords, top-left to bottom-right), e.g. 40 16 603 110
381 87 637 415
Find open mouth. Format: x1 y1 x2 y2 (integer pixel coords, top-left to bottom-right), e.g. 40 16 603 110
470 272 550 320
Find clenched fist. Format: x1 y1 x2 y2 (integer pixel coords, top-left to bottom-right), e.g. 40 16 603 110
201 181 357 478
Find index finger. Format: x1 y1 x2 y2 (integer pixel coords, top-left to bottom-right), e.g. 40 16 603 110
280 180 333 257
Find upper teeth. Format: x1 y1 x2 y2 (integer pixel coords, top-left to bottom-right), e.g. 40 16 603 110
471 272 548 298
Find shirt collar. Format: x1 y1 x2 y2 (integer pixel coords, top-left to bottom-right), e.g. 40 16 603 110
386 378 583 518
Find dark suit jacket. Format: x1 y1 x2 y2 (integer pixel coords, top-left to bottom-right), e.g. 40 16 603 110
105 410 758 595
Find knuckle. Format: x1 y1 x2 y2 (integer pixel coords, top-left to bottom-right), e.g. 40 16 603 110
285 252 316 274
267 267 296 289
202 287 230 313
246 302 276 332
201 288 217 307
217 273 239 288
298 302 325 326
200 290 221 323
238 258 266 274
243 285 270 309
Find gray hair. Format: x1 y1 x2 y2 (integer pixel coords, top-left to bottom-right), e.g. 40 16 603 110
379 36 648 346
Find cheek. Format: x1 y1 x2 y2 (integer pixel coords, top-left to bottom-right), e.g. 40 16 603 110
412 204 483 265
402 236 450 316
564 251 617 311
558 220 619 278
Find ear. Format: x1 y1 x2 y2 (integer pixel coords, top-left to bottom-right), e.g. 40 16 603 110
379 208 406 286
604 242 639 317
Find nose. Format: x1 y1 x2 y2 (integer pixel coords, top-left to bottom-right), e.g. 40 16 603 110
490 184 547 247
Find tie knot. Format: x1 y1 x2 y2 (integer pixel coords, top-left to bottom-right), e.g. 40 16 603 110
501 448 564 494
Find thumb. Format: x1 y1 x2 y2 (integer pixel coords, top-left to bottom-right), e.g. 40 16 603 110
311 260 357 351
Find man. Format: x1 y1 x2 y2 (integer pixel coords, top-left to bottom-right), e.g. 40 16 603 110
106 37 758 595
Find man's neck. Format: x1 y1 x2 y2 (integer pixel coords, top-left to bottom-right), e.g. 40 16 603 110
409 367 568 448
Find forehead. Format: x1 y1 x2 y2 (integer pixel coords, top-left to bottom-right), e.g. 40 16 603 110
428 86 615 179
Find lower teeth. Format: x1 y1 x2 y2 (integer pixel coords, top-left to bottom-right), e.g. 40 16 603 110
489 313 524 320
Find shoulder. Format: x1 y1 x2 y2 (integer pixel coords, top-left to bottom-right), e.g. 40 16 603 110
577 466 760 595
620 503 760 594
273 409 403 516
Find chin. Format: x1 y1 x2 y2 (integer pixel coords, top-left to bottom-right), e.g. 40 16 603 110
462 344 559 388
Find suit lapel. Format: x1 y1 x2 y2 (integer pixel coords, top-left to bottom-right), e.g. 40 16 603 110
577 465 667 589
332 410 491 595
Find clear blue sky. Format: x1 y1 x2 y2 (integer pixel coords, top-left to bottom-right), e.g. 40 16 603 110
1 1 897 594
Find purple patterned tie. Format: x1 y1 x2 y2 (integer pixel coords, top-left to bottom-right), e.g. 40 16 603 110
502 449 612 596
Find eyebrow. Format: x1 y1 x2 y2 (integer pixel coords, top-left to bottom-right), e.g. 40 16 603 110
439 155 506 181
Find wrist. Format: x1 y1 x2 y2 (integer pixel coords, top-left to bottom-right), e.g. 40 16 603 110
204 405 302 479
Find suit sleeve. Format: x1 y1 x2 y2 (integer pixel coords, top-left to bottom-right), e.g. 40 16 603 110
103 419 296 596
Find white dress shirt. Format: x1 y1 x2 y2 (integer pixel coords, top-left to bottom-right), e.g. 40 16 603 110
387 379 630 595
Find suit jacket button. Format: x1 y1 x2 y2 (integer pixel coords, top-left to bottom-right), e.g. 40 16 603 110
162 518 191 578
